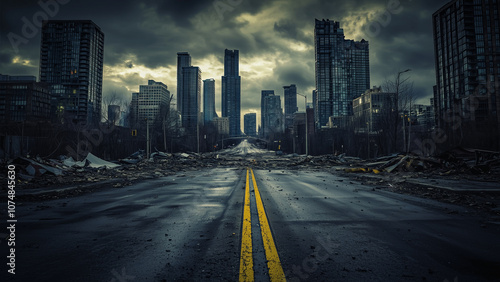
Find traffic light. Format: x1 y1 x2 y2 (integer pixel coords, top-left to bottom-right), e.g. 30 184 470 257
131 129 137 136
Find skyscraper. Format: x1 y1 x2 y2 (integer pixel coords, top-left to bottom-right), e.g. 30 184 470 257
130 92 139 125
40 20 104 125
221 49 241 137
314 19 370 128
181 66 201 133
260 90 274 137
177 52 191 115
433 0 500 150
136 80 170 122
203 78 217 123
244 113 257 136
283 84 298 130
263 94 283 137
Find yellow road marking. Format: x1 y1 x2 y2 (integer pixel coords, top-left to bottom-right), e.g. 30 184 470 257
239 168 254 281
250 168 287 282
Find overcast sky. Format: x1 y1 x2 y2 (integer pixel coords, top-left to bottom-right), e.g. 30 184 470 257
1 0 449 126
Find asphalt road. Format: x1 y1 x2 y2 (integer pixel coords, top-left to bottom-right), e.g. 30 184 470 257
4 166 500 281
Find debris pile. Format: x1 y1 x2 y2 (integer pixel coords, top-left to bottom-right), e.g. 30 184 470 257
3 150 230 191
343 147 500 179
2 145 499 198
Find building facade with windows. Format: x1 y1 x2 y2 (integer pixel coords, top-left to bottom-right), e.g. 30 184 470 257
181 67 201 133
263 94 283 137
177 52 191 114
433 0 500 150
260 90 274 137
221 49 241 137
244 113 257 136
0 75 51 122
283 84 298 130
203 78 217 123
352 87 395 134
212 117 229 136
314 19 370 128
40 20 104 125
136 80 170 122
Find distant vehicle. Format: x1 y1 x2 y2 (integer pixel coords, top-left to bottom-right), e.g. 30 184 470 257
275 150 283 156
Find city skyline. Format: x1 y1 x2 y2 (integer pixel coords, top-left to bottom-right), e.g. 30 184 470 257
1 0 449 127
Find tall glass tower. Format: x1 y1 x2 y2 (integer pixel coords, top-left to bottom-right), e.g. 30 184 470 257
260 90 274 137
40 20 104 125
177 52 192 115
221 49 241 137
203 78 217 123
181 67 201 133
244 113 257 136
314 19 369 128
433 0 500 150
284 84 298 130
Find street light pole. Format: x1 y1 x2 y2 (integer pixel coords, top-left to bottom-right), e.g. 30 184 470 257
163 117 167 152
146 118 150 159
297 93 308 155
396 69 411 153
407 98 412 154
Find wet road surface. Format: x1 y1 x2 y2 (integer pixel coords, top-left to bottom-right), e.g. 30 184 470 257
6 167 500 281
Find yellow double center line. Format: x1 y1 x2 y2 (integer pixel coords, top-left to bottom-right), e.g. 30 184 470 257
239 168 286 281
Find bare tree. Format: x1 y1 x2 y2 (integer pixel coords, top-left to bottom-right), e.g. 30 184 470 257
382 70 415 153
102 91 127 124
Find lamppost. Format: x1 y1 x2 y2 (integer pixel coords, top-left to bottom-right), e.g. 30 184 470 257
396 69 411 153
146 118 150 159
297 93 308 155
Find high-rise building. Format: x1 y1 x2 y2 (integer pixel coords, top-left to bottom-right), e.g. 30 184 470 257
136 80 170 122
177 52 191 115
312 89 318 128
0 74 51 122
244 113 257 136
314 19 370 128
181 66 202 133
212 117 229 136
40 20 104 125
433 0 500 150
263 94 283 137
221 49 241 137
283 84 298 130
130 92 139 126
260 90 274 137
203 78 217 123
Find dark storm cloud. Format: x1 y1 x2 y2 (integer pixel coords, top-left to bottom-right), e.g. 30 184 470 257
273 20 308 43
154 0 212 27
275 60 315 92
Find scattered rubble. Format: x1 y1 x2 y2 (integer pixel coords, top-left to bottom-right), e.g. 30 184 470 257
1 145 499 208
337 147 500 215
341 147 500 178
